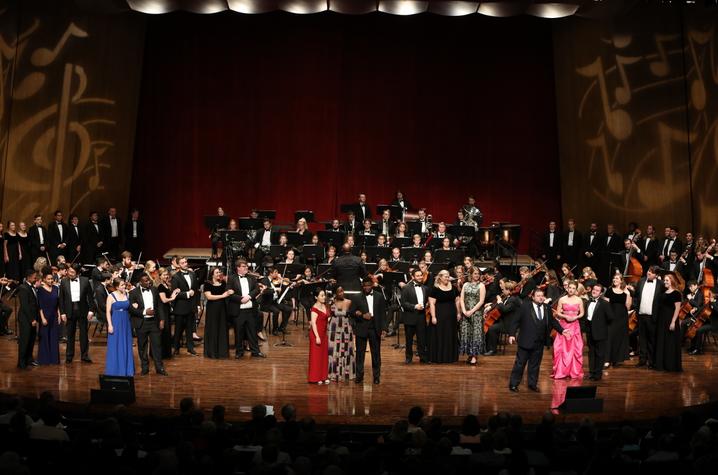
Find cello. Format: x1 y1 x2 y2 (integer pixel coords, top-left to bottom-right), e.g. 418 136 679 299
623 235 643 285
684 241 715 339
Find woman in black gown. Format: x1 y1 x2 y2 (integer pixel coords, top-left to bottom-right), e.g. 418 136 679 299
17 222 31 273
203 267 231 359
428 270 461 364
655 273 682 372
606 273 632 367
3 222 22 281
157 268 180 359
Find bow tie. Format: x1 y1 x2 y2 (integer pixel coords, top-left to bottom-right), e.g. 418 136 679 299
142 288 151 292
71 279 78 283
414 283 422 287
589 298 597 303
182 272 189 275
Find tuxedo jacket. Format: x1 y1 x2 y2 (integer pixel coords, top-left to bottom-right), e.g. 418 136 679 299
28 225 48 255
171 271 198 315
67 223 82 252
541 231 563 259
128 286 164 330
100 215 122 243
400 282 429 326
17 282 39 326
124 219 145 242
660 237 683 258
355 203 372 222
82 221 103 251
227 274 260 315
349 291 387 338
562 230 583 257
58 276 97 318
642 236 661 267
94 284 110 320
581 298 612 341
47 222 69 252
633 277 665 317
509 301 565 350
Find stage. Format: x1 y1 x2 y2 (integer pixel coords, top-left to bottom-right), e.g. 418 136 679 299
2 317 717 426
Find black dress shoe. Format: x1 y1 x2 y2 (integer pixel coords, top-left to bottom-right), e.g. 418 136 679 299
81 358 93 364
509 386 519 392
528 385 540 393
173 349 180 356
355 378 364 384
405 359 412 364
188 350 199 356
235 353 244 359
141 369 149 376
373 377 380 385
483 350 496 356
157 369 168 376
252 352 266 358
31 360 39 367
688 349 702 355
65 359 73 364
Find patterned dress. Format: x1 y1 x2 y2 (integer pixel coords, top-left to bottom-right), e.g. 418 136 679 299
327 305 355 381
459 282 485 357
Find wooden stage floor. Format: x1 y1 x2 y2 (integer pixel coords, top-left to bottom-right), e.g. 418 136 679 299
2 317 717 426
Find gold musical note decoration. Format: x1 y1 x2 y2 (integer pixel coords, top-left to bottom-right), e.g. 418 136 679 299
577 56 633 141
648 34 679 78
30 23 87 67
614 55 641 105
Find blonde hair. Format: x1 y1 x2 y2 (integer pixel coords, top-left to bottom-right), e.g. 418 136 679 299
434 270 450 287
503 280 517 292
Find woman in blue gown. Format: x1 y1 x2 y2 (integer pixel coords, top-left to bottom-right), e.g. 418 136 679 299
105 278 135 377
37 270 60 365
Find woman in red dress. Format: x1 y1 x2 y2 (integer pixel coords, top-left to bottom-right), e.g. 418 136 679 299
308 287 330 384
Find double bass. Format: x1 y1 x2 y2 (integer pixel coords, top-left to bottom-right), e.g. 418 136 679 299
623 235 643 285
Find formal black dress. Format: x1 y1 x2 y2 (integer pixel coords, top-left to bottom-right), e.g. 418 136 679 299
18 234 31 272
3 233 22 281
157 284 174 359
606 289 629 365
428 286 459 363
655 290 682 372
203 282 229 359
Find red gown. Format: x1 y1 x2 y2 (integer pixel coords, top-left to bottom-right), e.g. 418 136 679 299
308 306 329 383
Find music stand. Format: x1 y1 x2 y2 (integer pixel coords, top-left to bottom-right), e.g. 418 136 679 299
223 230 247 242
435 249 465 266
391 237 411 248
317 263 335 280
375 247 391 261
407 221 428 236
270 245 288 261
316 230 345 248
365 262 378 274
284 232 305 248
401 247 423 263
426 262 449 274
356 234 378 248
295 210 315 223
277 262 305 278
382 270 408 350
376 204 402 221
363 246 379 263
390 261 411 276
301 245 325 263
447 225 476 240
254 210 276 220
238 218 263 230
204 215 229 231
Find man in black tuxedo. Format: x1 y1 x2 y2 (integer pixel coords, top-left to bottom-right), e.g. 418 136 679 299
66 214 82 263
82 211 103 265
124 208 144 257
227 259 266 358
129 273 167 375
355 193 371 223
16 270 40 369
662 250 685 276
47 210 69 264
632 265 665 367
641 225 661 272
28 214 48 265
400 269 428 364
170 257 199 356
59 265 97 363
540 221 562 271
342 211 358 235
508 288 568 392
660 226 683 263
562 218 582 269
91 257 111 288
350 278 387 384
332 243 367 294
94 271 112 324
582 222 603 272
377 209 395 238
260 268 294 335
602 224 623 285
619 238 643 275
101 207 122 260
582 283 613 380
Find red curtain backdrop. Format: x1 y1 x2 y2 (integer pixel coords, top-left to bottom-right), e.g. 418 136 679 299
131 12 562 257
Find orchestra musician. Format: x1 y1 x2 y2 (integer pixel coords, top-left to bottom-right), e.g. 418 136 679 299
394 222 408 240
660 226 683 263
415 208 430 235
361 219 375 236
378 209 395 237
356 193 371 223
687 289 717 355
343 210 358 235
662 249 684 275
642 225 661 272
562 218 582 268
261 268 295 335
119 251 143 286
461 195 483 226
517 266 537 300
295 218 313 244
483 280 521 356
390 190 412 221
377 234 389 247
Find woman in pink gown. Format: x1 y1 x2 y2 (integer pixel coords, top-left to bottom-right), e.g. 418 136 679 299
552 280 584 379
